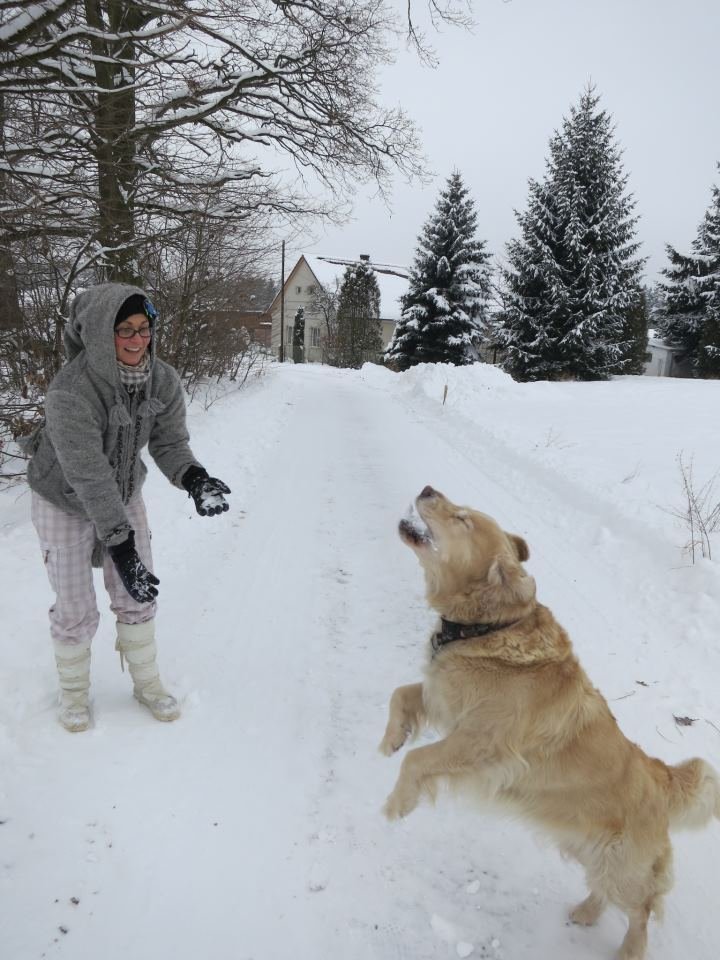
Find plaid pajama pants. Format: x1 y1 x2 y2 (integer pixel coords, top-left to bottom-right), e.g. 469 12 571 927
31 491 157 646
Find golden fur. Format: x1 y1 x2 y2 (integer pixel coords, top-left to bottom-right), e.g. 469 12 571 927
381 487 719 960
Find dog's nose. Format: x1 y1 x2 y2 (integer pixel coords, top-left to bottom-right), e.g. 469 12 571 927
419 485 436 499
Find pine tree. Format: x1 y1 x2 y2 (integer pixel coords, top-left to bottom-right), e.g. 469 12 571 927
620 288 650 375
698 298 720 378
292 307 305 363
384 171 492 370
496 88 645 381
658 173 720 377
332 261 382 368
495 175 566 381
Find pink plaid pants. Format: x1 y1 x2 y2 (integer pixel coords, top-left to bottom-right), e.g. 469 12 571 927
31 491 157 646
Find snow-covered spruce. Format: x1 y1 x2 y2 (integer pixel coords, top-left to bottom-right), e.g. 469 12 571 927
328 260 382 368
658 166 720 377
496 87 646 382
385 171 492 370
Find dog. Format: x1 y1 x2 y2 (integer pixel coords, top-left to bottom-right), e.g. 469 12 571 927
380 486 719 960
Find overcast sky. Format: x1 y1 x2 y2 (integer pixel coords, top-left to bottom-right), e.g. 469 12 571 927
294 0 720 284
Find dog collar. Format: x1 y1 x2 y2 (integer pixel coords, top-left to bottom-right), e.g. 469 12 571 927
431 617 520 654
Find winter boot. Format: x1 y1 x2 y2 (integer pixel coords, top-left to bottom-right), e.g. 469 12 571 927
115 621 180 721
54 641 91 732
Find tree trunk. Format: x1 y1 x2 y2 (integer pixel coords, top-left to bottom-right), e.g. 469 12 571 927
0 93 23 333
84 1 142 283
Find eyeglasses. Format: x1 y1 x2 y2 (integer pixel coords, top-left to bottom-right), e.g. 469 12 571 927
115 297 158 337
115 325 152 339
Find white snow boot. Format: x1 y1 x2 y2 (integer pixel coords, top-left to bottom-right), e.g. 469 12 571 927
54 641 91 732
115 621 180 722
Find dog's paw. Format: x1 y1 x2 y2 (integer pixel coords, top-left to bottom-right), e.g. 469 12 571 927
382 785 419 821
569 895 605 927
379 726 407 756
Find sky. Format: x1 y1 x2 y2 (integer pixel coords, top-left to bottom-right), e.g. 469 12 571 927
296 0 720 284
2 360 719 958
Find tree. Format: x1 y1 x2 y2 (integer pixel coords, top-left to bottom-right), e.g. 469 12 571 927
385 171 492 370
495 87 645 381
308 280 340 363
620 288 650 375
0 1 426 290
331 260 381 368
141 213 275 386
658 172 720 377
697 299 720 378
292 307 305 364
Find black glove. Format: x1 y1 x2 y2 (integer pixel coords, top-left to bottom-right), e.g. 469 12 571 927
182 465 231 517
108 531 160 603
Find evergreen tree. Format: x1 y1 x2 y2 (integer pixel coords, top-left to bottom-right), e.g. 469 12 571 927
658 172 720 377
292 307 305 363
657 247 706 366
384 171 492 370
698 297 720 378
332 260 382 368
496 88 645 381
620 288 650 375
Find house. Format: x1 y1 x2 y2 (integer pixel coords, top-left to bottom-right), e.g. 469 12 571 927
205 308 272 348
268 254 409 363
642 330 690 377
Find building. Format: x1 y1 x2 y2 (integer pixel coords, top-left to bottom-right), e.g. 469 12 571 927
268 254 409 363
205 309 272 348
642 330 689 377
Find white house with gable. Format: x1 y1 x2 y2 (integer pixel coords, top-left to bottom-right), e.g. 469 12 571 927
268 254 409 363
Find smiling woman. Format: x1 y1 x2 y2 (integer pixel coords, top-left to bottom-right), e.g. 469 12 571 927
23 283 232 733
113 294 153 366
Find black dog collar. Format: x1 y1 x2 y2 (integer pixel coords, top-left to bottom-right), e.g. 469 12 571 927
431 617 520 654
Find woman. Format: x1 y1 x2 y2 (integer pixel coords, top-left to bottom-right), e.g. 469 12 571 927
26 283 231 731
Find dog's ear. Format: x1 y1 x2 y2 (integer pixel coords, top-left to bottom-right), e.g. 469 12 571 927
488 554 536 604
507 533 530 563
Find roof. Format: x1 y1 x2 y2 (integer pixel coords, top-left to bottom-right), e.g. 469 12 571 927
647 328 681 351
304 254 410 322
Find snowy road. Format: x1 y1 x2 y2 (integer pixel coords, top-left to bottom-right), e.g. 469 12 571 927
1 363 718 960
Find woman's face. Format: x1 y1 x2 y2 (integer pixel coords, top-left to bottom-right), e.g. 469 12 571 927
114 312 151 365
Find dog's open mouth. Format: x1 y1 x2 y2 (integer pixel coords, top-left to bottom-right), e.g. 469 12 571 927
399 506 433 547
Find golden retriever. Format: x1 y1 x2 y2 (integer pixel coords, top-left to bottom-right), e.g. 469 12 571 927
380 486 719 960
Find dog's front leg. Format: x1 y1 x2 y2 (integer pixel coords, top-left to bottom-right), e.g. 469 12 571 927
379 683 426 756
383 729 476 821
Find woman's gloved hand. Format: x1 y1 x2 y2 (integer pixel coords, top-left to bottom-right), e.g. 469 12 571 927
108 531 160 603
182 465 231 517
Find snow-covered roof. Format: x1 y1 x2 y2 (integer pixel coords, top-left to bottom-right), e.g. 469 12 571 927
647 329 680 351
304 255 409 322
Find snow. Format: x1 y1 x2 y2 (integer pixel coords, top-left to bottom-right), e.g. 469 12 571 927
1 361 719 960
0 1 66 43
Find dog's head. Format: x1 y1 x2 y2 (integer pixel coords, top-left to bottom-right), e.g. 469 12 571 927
399 486 536 621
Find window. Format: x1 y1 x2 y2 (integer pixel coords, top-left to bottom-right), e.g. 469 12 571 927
310 326 321 347
285 325 293 345
644 353 652 363
295 285 302 294
307 285 316 294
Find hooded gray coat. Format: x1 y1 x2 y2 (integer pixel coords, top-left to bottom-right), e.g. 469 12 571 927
27 283 202 546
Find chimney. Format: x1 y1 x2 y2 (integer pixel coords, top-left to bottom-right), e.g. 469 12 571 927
359 253 370 261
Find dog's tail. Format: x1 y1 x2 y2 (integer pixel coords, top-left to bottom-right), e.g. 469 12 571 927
667 757 720 830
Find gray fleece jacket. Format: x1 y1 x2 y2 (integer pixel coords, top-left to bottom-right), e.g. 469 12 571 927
27 283 202 546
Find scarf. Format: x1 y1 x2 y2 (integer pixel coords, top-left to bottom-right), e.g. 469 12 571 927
117 353 151 393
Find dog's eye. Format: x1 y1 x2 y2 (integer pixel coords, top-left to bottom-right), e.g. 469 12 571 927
454 513 472 528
